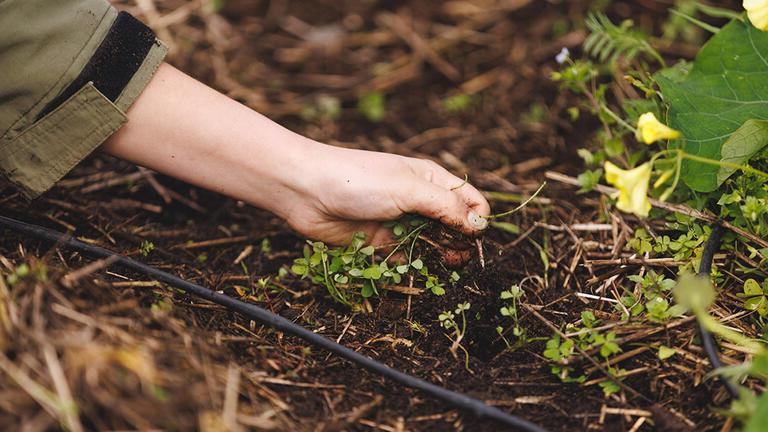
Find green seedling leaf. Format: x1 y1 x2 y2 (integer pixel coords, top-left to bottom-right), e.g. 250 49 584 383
431 285 446 296
657 19 768 191
577 168 604 193
544 337 563 361
658 345 676 360
291 259 308 277
581 311 598 328
577 148 596 165
599 380 621 396
716 119 768 184
362 266 383 280
490 221 520 234
450 271 460 283
361 281 375 298
411 259 424 270
647 296 670 322
360 245 375 256
604 137 625 157
744 279 763 296
443 93 472 113
740 279 768 315
358 91 386 122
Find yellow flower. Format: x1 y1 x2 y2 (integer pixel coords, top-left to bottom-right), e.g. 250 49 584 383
745 0 768 31
604 162 652 217
636 112 681 144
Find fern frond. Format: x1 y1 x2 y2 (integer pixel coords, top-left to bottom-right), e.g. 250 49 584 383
584 13 664 66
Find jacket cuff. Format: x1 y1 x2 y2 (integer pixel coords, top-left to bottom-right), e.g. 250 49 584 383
0 9 167 198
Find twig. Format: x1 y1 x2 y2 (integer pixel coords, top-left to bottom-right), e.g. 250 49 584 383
176 236 250 249
377 13 461 81
138 167 172 204
60 256 118 288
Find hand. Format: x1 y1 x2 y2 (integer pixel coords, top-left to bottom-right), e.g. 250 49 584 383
103 63 489 246
274 144 491 245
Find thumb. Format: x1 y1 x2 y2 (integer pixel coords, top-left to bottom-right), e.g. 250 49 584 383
398 181 488 235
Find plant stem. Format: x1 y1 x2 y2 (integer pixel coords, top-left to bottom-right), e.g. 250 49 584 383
600 103 637 134
669 9 720 34
321 252 347 305
484 182 547 219
680 152 768 180
382 222 429 263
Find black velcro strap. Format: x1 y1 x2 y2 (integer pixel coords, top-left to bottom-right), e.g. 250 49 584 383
37 11 156 120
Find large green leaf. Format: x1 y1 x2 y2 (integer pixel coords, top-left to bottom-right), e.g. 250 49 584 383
657 19 768 192
744 390 768 432
717 119 768 184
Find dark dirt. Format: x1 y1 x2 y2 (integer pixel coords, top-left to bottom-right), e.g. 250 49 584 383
0 0 750 431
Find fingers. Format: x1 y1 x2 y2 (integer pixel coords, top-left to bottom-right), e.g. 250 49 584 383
397 178 487 236
444 172 491 219
403 160 491 234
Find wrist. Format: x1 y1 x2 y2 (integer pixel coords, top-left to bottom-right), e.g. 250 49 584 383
242 135 330 221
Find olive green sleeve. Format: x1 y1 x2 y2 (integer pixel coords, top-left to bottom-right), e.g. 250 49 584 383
0 0 167 198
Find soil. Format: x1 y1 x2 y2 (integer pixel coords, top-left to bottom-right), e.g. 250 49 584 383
0 0 750 431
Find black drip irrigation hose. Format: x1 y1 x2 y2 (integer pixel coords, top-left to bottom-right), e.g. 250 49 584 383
0 215 547 432
698 225 741 398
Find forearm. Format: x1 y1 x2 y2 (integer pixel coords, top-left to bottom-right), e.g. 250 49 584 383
103 62 489 245
102 63 319 219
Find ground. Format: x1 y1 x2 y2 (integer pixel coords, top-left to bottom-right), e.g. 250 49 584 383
0 1 752 431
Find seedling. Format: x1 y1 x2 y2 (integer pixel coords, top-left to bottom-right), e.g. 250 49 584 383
291 216 454 306
139 240 155 257
542 310 624 393
498 284 527 347
358 91 385 122
740 279 768 317
439 302 472 372
5 262 47 286
624 270 686 323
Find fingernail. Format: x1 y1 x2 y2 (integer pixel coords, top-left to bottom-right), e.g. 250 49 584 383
468 211 488 230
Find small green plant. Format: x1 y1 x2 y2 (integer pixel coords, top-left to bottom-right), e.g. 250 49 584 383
5 262 47 285
5 263 29 286
439 302 472 371
498 284 526 345
543 336 585 384
291 217 453 306
358 91 385 122
740 279 768 317
442 93 473 113
260 238 272 253
139 240 155 257
542 311 625 395
623 269 686 323
584 12 664 65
